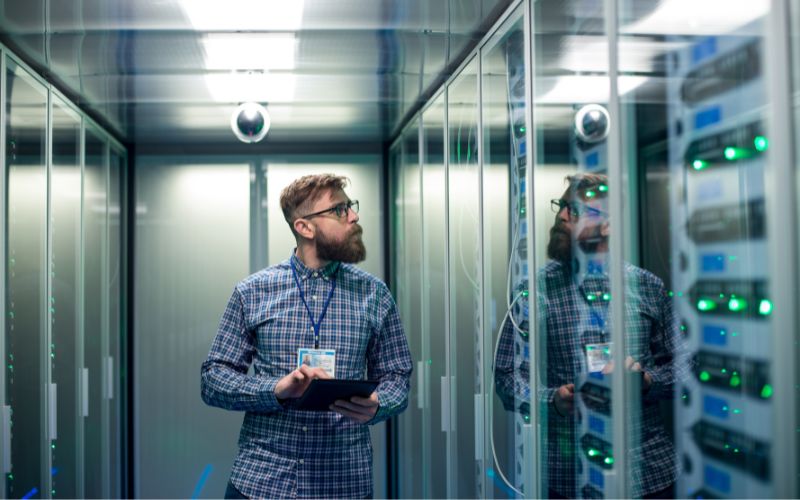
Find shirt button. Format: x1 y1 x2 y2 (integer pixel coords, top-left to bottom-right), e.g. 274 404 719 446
302 426 308 432
299 459 305 464
312 272 318 278
312 295 318 301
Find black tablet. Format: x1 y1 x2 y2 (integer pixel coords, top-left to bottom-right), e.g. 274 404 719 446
295 379 379 411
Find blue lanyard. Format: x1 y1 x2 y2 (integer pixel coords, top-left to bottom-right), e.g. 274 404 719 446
291 259 339 349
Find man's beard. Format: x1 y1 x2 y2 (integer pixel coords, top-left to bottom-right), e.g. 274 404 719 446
547 223 572 262
547 222 606 263
316 224 367 263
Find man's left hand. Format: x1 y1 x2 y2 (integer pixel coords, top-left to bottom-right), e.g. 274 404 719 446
602 356 652 391
330 391 379 423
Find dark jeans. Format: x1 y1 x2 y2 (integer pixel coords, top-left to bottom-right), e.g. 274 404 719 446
224 480 247 499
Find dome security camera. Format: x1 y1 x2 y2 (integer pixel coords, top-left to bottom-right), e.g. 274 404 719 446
574 104 610 144
231 102 270 143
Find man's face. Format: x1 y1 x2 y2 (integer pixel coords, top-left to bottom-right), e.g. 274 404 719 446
547 187 608 262
307 188 366 263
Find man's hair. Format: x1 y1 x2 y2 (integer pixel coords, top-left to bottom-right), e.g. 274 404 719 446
280 174 349 234
565 172 608 201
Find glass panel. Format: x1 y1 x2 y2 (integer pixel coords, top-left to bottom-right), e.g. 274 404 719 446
50 97 82 499
421 93 447 499
5 58 48 500
619 2 773 498
529 2 622 498
447 57 481 499
483 12 530 499
83 127 107 499
397 122 424 499
108 147 123 497
134 162 248 498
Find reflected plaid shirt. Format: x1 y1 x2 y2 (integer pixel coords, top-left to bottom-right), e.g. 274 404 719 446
201 254 412 499
496 260 690 497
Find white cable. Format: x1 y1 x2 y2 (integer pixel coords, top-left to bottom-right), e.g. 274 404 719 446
489 291 526 498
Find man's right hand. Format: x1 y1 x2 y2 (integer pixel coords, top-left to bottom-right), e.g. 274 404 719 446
553 383 575 416
274 365 332 400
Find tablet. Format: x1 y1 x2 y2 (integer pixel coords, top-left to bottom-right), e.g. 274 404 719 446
295 379 379 411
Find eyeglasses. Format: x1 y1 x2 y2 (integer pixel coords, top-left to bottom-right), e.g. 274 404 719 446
550 198 605 218
299 199 359 220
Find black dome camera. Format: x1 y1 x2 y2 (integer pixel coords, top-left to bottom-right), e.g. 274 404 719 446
231 102 270 143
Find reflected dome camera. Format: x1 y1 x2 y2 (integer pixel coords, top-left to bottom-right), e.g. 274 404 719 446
231 102 270 143
574 104 610 144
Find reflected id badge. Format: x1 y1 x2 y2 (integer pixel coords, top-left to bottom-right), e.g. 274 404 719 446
297 348 336 377
585 342 612 373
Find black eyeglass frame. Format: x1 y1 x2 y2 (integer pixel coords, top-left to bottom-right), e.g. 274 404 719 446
550 198 606 218
298 199 360 220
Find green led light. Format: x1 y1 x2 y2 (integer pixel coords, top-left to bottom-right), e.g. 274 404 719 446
733 408 741 414
519 126 526 133
586 293 597 302
604 457 614 465
598 184 608 192
586 190 596 198
692 159 708 170
730 374 741 387
699 371 711 382
697 299 717 312
7 474 12 480
759 299 773 315
721 368 727 374
728 298 747 312
728 255 738 261
761 384 773 399
522 290 529 297
668 291 674 297
427 359 432 365
754 136 769 152
724 146 750 160
602 293 611 301
587 448 599 457
51 443 55 449
523 414 530 422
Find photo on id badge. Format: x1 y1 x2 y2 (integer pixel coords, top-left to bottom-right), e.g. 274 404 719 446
585 342 612 373
298 348 336 377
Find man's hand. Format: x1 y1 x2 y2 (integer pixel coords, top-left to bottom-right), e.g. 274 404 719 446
553 383 575 416
602 356 652 390
330 391 380 424
274 365 331 400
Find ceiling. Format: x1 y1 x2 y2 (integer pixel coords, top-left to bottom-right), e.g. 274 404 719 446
0 0 511 148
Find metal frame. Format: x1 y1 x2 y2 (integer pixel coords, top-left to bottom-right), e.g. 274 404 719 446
765 0 799 497
0 47 7 499
44 75 54 500
522 0 540 496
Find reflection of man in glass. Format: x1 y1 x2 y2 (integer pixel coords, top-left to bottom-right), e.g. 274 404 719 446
495 173 689 499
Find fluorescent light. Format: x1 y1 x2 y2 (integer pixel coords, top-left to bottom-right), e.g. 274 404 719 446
178 0 305 31
202 33 297 71
204 72 296 103
538 75 647 104
621 0 769 35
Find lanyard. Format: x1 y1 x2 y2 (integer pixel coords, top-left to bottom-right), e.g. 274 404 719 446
291 259 339 349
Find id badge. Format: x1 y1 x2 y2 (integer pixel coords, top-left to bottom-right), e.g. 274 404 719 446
585 342 612 373
297 348 336 377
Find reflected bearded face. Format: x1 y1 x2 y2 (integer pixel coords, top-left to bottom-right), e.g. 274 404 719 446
547 197 607 262
315 221 367 263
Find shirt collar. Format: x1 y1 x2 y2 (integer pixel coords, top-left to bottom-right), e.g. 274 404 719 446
290 251 340 281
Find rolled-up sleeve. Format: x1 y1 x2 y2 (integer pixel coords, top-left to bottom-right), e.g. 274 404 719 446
201 285 284 413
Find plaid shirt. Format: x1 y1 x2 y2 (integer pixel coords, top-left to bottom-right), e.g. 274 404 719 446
496 260 690 497
201 254 412 499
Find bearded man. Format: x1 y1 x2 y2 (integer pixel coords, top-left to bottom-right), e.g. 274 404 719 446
495 173 688 499
202 173 412 499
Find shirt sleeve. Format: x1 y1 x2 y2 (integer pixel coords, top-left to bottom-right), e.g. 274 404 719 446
643 280 693 402
200 285 285 413
366 286 413 424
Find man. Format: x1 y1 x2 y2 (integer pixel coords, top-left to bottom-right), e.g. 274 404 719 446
495 173 688 498
201 173 412 498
